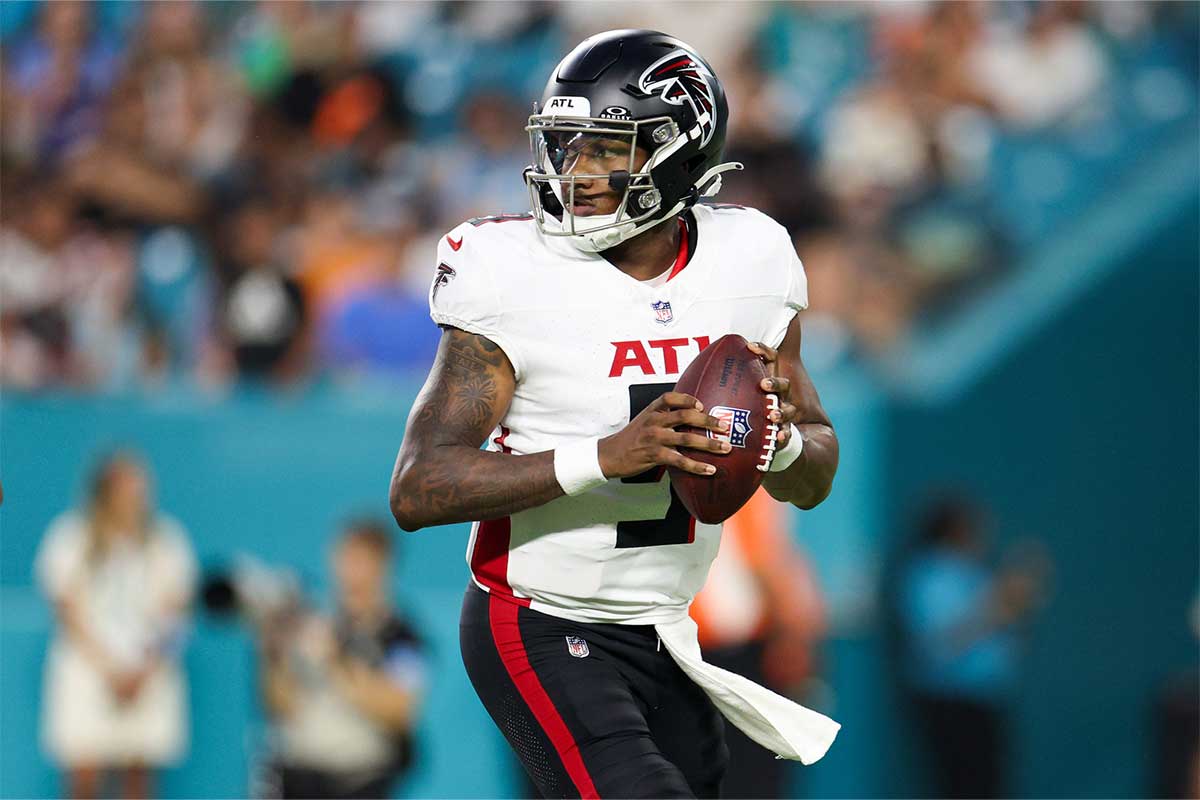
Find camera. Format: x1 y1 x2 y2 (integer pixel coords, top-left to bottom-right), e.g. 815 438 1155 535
200 554 304 629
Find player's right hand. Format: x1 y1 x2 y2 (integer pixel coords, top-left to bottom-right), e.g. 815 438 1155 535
598 392 731 479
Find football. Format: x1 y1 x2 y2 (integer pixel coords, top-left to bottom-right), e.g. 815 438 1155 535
668 334 779 524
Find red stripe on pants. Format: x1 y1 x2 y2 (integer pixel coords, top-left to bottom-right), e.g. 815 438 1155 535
487 594 600 798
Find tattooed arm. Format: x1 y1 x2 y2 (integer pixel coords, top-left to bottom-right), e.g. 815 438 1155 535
389 327 728 532
389 328 561 531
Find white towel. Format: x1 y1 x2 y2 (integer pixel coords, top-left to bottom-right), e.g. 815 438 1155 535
654 615 840 765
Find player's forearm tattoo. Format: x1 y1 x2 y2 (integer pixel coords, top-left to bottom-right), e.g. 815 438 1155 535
415 333 504 444
391 329 564 530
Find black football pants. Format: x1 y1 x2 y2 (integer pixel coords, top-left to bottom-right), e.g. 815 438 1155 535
460 583 728 799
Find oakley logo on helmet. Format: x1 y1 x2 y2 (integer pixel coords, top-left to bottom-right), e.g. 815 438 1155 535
599 105 631 119
638 50 717 147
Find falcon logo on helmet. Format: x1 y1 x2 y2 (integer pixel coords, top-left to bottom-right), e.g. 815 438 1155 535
638 51 717 148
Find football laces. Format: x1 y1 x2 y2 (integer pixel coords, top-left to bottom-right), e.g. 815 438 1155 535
758 394 780 473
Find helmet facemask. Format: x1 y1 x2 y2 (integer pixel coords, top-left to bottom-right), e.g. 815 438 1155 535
525 112 685 252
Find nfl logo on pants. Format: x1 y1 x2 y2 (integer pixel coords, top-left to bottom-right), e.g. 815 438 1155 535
565 635 590 658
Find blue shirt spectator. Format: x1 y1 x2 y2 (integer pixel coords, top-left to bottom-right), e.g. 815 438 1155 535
896 496 1049 799
901 549 1018 701
319 283 442 376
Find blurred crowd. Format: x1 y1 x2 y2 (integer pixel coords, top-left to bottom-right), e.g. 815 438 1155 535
2 0 1196 391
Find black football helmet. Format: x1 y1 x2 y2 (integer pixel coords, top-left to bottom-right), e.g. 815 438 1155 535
524 29 742 252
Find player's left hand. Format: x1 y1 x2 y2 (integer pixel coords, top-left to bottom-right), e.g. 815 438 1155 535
747 341 797 446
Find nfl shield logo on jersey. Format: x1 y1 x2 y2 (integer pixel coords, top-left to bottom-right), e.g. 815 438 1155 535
565 635 590 658
651 300 673 325
709 406 753 448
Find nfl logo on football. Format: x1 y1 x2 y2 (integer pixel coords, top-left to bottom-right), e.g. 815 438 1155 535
651 300 673 325
708 406 752 448
565 635 590 658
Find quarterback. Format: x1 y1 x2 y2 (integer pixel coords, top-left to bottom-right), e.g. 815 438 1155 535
390 29 840 798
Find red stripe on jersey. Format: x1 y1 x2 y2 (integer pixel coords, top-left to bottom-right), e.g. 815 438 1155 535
488 595 600 799
688 515 697 544
666 218 690 282
470 427 525 602
469 516 530 607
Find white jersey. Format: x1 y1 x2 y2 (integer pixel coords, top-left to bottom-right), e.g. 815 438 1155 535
428 203 807 625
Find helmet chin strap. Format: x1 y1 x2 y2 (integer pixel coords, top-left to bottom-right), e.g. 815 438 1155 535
697 161 744 196
561 161 744 253
559 210 643 253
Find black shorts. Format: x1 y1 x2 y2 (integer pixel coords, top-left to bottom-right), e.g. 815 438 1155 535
460 583 728 799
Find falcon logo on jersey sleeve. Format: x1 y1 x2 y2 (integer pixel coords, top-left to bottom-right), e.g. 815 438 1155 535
638 50 717 147
432 262 456 302
708 406 752 448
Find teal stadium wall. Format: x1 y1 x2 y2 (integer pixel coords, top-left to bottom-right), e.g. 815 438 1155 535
886 199 1200 799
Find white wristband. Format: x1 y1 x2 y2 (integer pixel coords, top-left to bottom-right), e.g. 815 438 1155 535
768 424 804 473
554 437 608 496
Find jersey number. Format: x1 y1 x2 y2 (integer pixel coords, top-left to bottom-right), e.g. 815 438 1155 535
615 383 695 549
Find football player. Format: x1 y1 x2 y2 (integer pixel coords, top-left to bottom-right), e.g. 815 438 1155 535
390 29 840 799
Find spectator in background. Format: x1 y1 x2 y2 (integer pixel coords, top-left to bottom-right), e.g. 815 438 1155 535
207 196 309 384
290 66 422 324
0 173 78 388
317 228 443 378
260 519 425 799
721 53 833 238
818 74 931 230
35 451 197 800
122 0 246 180
898 496 1050 799
0 167 150 391
794 229 919 361
690 489 828 799
2 0 121 165
967 1 1108 130
59 68 207 228
431 91 531 222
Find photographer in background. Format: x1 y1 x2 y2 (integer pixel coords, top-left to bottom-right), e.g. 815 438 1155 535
35 451 196 800
259 519 425 799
